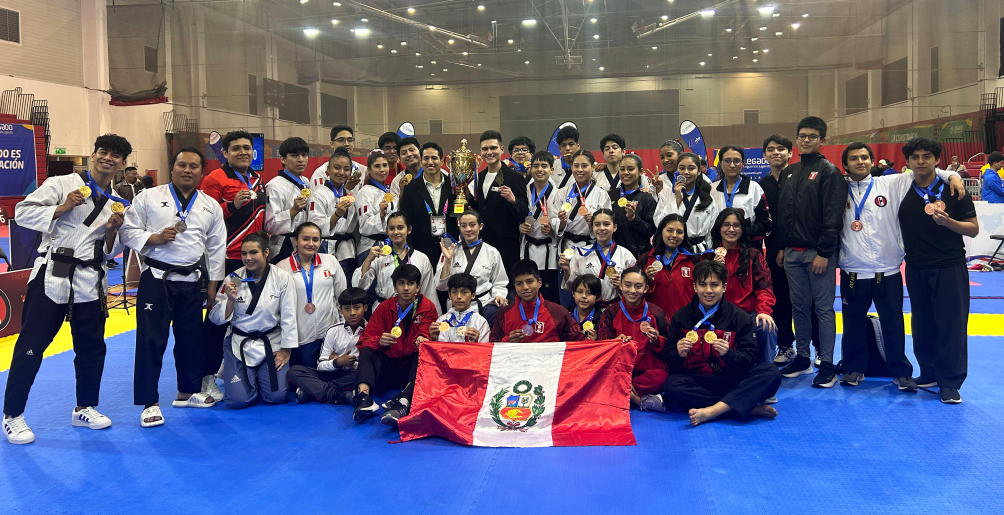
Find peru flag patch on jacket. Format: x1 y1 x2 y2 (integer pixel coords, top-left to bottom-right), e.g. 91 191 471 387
398 339 637 447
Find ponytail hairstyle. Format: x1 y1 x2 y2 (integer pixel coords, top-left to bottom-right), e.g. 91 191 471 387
710 208 751 276
366 148 388 169
620 152 644 171
619 265 650 286
570 149 595 166
293 221 322 239
242 231 270 257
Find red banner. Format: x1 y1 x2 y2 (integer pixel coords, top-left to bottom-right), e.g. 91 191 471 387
0 269 30 338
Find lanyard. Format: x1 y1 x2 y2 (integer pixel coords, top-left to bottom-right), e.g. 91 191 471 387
463 238 482 248
724 179 741 208
511 159 527 173
85 172 131 206
282 170 307 188
392 245 411 267
230 271 257 283
395 301 415 328
294 253 315 303
234 168 255 192
911 178 944 205
573 182 591 204
694 302 720 332
619 300 650 323
449 310 475 327
849 178 875 221
370 179 391 193
519 295 542 327
424 198 447 215
659 248 680 266
326 180 345 198
573 307 596 324
530 182 551 216
169 184 198 223
619 185 639 198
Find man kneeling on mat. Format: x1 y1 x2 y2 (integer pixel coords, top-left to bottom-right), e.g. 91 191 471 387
660 260 781 426
287 287 367 405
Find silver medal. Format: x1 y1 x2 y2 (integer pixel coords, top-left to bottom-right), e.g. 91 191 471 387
174 220 188 233
522 324 534 336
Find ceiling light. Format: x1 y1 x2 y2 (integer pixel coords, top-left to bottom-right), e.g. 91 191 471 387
303 27 319 36
361 18 368 22
740 46 746 50
760 26 767 30
332 1 341 5
431 60 437 64
593 34 599 39
753 50 759 53
791 22 800 29
355 28 370 36
401 41 407 46
300 0 308 3
377 44 383 49
802 13 809 18
416 65 423 68
517 48 522 52
349 28 354 32
751 37 758 41
752 58 758 62
522 19 537 26
592 58 596 61
415 52 420 55
661 15 668 21
478 63 482 66
443 68 448 71
599 66 605 70
408 7 415 14
429 25 436 31
708 53 713 56
763 48 769 52
448 38 455 44
732 56 738 59
759 5 775 14
646 65 650 68
431 73 435 75
700 9 715 16
700 61 705 65
331 19 339 25
491 20 497 24
508 39 514 44
652 46 658 50
726 28 732 32
391 49 397 53
524 60 530 64
591 18 598 23
775 31 783 36
478 4 485 10
772 12 780 17
462 51 468 55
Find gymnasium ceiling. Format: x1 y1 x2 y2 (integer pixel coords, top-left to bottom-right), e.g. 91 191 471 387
110 0 915 86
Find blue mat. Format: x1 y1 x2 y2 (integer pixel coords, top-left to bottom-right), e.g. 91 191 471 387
1 329 1001 514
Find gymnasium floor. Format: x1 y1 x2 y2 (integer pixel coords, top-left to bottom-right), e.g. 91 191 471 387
0 267 1002 514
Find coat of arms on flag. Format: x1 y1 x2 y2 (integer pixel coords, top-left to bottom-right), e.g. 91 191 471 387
492 380 545 431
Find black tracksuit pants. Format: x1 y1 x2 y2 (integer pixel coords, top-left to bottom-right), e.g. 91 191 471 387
287 366 357 403
905 264 969 389
839 271 913 378
356 347 418 399
134 270 205 406
662 363 782 419
4 266 106 417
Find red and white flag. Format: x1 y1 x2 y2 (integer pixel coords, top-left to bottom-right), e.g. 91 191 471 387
398 339 637 447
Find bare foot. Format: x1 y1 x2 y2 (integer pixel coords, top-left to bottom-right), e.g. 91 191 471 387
750 404 778 419
688 407 717 426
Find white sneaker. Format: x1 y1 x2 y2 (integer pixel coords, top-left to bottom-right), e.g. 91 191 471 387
71 407 112 430
201 375 225 403
3 415 35 445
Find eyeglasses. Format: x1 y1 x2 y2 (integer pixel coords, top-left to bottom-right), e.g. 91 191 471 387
381 145 398 153
511 147 531 153
722 223 743 230
721 158 743 166
334 137 355 144
796 134 820 142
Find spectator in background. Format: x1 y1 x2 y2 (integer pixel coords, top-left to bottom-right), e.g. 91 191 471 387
981 151 1004 203
871 158 892 177
115 166 144 203
898 165 911 174
946 156 963 172
140 175 154 188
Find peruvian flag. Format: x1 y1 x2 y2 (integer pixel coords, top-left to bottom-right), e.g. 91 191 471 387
398 339 637 447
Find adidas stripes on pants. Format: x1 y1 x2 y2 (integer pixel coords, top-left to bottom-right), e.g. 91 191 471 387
133 270 204 407
221 342 289 409
3 266 106 417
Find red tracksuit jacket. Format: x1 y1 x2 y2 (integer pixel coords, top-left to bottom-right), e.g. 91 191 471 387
357 295 438 359
202 164 266 261
701 247 775 315
596 300 669 392
490 296 584 342
660 298 757 376
639 249 697 318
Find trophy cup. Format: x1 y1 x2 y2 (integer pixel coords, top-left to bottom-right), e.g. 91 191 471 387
445 139 483 217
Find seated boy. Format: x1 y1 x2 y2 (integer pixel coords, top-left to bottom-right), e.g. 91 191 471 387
429 273 490 342
660 260 782 426
569 274 603 340
353 264 438 427
490 260 584 343
287 287 367 405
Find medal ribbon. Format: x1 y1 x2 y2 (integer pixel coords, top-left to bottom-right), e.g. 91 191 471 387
230 271 257 283
850 178 875 222
573 307 596 324
619 185 639 198
449 310 475 327
724 179 741 208
395 300 415 328
169 184 198 224
294 253 315 304
694 301 720 332
519 295 542 328
326 180 345 198
85 171 131 206
392 245 412 267
619 300 650 323
282 170 308 189
911 178 944 205
234 168 255 192
370 178 391 194
530 182 551 217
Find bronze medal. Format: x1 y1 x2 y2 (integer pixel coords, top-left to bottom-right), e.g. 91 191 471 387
850 220 863 232
715 247 727 258
933 200 946 211
924 203 936 215
639 321 653 334
578 205 590 216
304 302 316 314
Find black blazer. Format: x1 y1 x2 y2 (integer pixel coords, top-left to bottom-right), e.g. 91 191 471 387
472 162 529 245
399 172 459 267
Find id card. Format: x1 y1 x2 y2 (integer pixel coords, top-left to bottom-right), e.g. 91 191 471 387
431 215 446 236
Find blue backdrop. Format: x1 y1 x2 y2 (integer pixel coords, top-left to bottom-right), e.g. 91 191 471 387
0 123 37 196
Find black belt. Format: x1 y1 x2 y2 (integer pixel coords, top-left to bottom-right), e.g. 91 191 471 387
524 235 554 268
687 236 707 249
363 233 388 243
145 256 208 310
562 232 592 251
231 324 281 392
49 241 106 321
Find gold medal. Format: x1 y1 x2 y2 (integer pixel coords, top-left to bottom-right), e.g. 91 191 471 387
561 248 573 259
561 202 572 212
381 245 392 255
78 186 91 197
390 326 403 338
110 202 125 214
439 322 451 333
617 197 628 207
605 267 618 278
704 331 717 343
383 192 395 203
404 173 413 181
300 188 311 198
685 330 699 342
582 321 594 332
715 247 727 258
523 161 531 168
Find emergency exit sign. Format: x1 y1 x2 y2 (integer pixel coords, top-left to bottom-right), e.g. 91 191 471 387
54 147 66 155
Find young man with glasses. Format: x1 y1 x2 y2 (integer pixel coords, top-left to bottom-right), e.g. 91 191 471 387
774 117 847 388
310 125 367 190
506 136 536 187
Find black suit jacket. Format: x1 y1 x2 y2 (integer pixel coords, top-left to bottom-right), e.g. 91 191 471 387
473 162 530 249
399 172 459 267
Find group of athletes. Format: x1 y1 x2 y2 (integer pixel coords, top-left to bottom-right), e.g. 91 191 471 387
1 114 978 445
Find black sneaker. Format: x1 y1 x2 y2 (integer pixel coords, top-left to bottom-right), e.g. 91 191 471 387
940 387 962 404
812 362 838 388
294 387 310 404
352 392 379 422
840 372 864 386
380 397 411 429
331 390 354 405
106 260 118 269
914 375 937 388
895 377 917 393
780 356 813 378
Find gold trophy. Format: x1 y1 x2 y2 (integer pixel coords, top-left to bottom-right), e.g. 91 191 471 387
444 139 483 217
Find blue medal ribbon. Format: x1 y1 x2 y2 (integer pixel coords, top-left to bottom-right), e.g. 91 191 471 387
529 182 551 217
231 271 256 283
295 253 315 304
573 307 596 325
85 171 131 206
449 310 475 327
659 248 681 266
462 238 482 248
911 178 944 205
326 180 345 198
724 179 741 208
282 170 308 189
694 301 720 332
233 168 255 192
619 185 639 198
169 184 198 224
519 295 542 328
849 178 875 222
619 300 650 324
370 178 391 194
395 300 415 329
